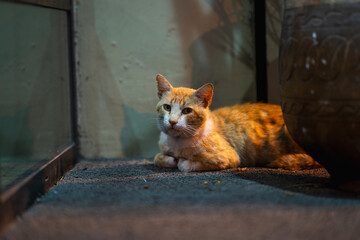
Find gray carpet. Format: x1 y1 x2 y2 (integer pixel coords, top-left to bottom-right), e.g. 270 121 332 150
1 158 360 240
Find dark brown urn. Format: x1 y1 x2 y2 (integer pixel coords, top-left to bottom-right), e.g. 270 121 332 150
279 2 360 191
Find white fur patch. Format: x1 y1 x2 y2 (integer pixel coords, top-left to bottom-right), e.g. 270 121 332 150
178 159 201 172
177 114 186 128
163 114 170 127
169 103 181 126
159 132 197 156
162 155 177 168
159 132 170 152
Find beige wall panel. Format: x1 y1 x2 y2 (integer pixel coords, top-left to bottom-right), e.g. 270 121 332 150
76 0 256 158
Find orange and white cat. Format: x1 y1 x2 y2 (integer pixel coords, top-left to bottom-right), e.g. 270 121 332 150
154 74 319 172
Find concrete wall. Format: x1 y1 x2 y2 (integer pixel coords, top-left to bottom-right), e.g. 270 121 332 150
75 0 257 159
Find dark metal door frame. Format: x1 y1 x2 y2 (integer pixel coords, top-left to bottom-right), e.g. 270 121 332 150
254 0 268 103
0 0 78 233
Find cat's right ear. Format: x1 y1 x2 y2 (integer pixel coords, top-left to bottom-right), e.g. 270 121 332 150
156 74 173 99
195 83 213 108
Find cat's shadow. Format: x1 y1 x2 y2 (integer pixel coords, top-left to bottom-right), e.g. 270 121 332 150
232 167 360 199
143 164 360 199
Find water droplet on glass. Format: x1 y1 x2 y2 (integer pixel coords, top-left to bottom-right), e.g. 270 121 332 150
302 127 307 134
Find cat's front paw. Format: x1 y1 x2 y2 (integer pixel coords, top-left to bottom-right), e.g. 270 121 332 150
154 153 177 168
177 158 202 172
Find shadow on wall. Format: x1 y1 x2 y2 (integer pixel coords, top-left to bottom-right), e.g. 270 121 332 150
173 0 257 109
190 24 257 109
77 1 161 159
120 104 160 158
77 0 126 158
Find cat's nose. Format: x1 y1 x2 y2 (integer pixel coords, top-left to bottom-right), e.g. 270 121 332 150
169 120 178 127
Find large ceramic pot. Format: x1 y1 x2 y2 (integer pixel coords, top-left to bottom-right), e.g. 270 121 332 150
279 1 360 191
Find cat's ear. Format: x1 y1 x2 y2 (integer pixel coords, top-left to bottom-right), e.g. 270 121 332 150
156 74 173 99
195 83 213 108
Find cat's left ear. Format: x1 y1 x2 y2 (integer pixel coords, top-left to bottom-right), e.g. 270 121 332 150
195 83 213 108
156 74 173 99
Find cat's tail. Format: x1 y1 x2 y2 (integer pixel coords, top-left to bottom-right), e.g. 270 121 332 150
267 153 322 170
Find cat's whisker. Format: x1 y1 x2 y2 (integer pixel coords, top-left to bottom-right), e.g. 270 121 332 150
185 126 198 134
187 128 197 135
182 126 198 137
185 125 195 130
182 129 194 137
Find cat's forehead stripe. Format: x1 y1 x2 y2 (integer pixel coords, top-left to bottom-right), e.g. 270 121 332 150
170 97 186 105
167 87 195 105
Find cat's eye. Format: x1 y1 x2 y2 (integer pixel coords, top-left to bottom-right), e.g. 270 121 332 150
163 104 171 112
182 107 192 114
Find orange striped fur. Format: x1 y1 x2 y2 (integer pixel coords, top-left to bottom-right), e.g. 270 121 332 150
154 74 320 172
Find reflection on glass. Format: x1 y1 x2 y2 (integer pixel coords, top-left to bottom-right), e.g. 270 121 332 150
0 2 72 191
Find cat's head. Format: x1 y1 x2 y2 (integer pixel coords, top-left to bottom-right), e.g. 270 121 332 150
155 74 213 138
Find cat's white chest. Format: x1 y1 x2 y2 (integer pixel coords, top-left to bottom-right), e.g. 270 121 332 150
159 132 197 157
